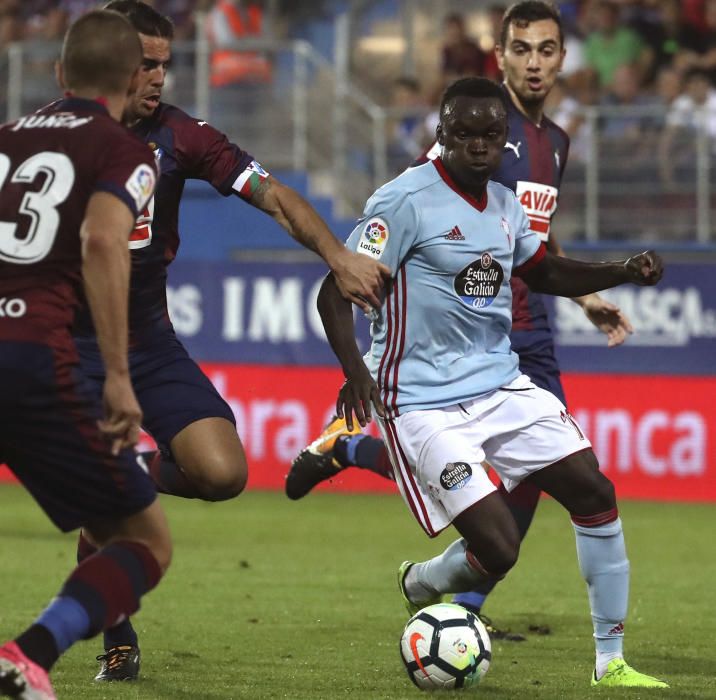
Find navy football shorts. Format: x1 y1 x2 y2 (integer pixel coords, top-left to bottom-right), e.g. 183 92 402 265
77 330 235 454
0 342 157 532
510 330 567 406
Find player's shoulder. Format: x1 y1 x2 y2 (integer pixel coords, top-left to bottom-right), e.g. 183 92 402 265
486 180 525 216
487 178 518 201
154 102 220 134
366 160 440 213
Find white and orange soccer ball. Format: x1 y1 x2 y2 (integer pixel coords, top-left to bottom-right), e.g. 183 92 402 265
399 603 492 691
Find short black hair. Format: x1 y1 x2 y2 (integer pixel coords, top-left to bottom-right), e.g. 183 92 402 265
499 1 563 48
440 77 508 119
103 0 174 39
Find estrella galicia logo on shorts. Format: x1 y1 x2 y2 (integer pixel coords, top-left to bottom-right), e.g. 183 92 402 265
453 253 504 308
440 462 472 491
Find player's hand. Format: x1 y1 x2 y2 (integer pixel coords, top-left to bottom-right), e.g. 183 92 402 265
624 250 664 286
336 366 385 430
99 372 143 455
330 249 391 314
579 293 634 348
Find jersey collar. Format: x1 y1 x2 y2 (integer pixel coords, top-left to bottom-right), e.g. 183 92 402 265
55 95 110 115
433 157 488 212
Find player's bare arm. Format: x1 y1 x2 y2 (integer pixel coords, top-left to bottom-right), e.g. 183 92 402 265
81 191 143 454
546 232 633 347
317 273 385 429
521 249 664 298
249 175 391 311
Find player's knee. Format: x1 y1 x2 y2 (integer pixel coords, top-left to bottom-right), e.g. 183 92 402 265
467 535 519 579
572 471 617 516
195 456 248 501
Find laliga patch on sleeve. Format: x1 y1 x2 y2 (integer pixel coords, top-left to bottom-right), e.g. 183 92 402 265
357 217 389 259
125 163 156 212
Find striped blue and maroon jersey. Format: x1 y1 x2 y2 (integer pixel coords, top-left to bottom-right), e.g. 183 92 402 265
73 102 269 345
419 85 569 337
0 97 156 365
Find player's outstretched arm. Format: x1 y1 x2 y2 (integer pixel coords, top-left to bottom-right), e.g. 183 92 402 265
317 273 385 430
249 176 390 312
547 232 634 347
80 192 142 455
520 249 664 298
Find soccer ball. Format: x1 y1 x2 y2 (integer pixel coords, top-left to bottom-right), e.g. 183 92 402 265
399 603 491 691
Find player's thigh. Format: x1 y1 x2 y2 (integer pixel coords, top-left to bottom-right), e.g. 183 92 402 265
132 341 245 475
388 409 498 537
482 383 591 493
527 448 616 516
0 351 157 533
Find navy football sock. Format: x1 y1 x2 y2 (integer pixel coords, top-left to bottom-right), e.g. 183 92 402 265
20 541 161 671
142 449 199 498
335 436 394 480
77 533 139 650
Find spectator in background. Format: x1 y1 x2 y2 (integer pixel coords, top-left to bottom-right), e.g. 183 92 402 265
441 12 499 82
387 77 429 174
600 62 657 141
654 63 682 109
659 68 716 187
207 0 271 88
673 0 716 85
633 0 695 82
583 0 651 87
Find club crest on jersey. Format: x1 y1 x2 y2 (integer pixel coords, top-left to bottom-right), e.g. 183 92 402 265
440 462 472 491
125 163 156 212
454 253 504 308
358 218 389 259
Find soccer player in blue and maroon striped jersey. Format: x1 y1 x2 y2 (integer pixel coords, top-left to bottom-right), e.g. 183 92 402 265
70 0 389 682
0 11 170 700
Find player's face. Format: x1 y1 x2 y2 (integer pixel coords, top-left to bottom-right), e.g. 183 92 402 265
437 96 507 191
496 19 564 107
124 34 171 122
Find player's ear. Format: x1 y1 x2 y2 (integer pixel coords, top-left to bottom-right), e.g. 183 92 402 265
436 123 445 146
495 43 505 72
55 60 65 90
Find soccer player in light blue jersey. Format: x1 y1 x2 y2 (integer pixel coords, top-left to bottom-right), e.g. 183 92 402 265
317 77 668 690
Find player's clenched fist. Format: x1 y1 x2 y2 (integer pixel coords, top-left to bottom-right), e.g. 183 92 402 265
623 250 664 286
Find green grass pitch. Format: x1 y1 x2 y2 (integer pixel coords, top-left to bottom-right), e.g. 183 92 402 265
0 484 714 699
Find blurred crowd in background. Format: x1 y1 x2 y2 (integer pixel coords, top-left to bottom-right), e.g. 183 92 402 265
386 0 716 179
1 0 714 206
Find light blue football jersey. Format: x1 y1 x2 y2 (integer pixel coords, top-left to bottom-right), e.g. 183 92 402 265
345 158 544 416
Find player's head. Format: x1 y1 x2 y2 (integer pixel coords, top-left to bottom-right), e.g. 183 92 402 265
58 9 142 99
104 0 174 121
496 1 565 109
436 77 508 191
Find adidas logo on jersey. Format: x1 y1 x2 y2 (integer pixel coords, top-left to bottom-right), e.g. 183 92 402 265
445 225 465 240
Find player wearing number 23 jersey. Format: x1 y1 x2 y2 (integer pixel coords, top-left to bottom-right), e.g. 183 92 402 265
0 96 158 529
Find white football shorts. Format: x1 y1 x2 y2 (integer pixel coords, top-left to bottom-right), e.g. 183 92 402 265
379 374 591 537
